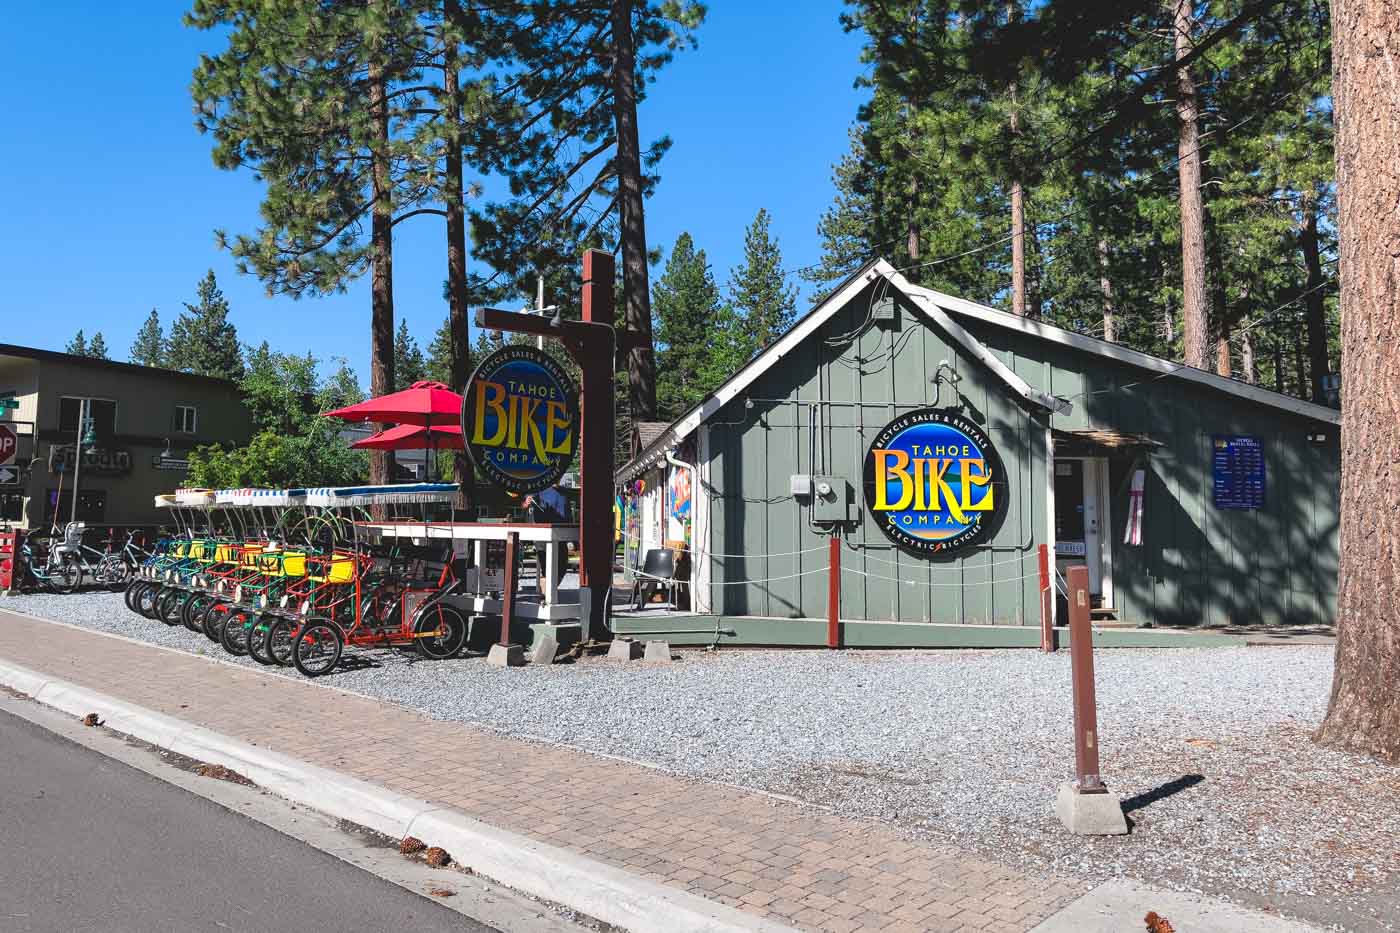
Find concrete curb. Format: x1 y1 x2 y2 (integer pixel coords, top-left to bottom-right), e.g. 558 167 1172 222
1029 879 1324 933
0 656 795 933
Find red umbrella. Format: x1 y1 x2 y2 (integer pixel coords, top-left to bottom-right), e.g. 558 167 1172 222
323 381 463 426
350 423 465 451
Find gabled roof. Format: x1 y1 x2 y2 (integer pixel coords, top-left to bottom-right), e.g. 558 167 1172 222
632 421 670 453
617 258 1340 482
0 343 240 388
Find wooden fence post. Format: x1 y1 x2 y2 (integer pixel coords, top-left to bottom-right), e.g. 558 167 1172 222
1039 543 1056 652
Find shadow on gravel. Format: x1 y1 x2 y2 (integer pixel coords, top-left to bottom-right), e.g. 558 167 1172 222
1122 773 1205 815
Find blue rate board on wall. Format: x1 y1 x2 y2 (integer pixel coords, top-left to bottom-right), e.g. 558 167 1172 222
463 345 579 495
1212 435 1266 510
862 408 1008 556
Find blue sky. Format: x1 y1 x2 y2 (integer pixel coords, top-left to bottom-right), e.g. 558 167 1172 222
0 3 867 382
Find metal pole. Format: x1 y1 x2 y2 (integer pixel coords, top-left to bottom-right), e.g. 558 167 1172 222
1066 565 1106 793
536 274 545 351
69 398 86 527
1039 543 1055 652
827 535 841 649
500 530 518 647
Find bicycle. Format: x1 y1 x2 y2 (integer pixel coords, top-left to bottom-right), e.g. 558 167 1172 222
14 535 81 594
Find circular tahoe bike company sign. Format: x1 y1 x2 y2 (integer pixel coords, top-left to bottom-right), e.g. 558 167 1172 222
463 345 578 494
862 408 1008 556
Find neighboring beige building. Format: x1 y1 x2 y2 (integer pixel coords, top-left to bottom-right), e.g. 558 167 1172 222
0 344 252 529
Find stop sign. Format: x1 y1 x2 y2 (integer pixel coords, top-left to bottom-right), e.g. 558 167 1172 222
0 425 15 466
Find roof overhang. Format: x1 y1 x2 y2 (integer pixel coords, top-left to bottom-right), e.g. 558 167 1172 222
901 280 1341 427
616 258 1340 484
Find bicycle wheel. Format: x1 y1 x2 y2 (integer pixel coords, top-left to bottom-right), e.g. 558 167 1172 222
246 615 275 665
124 580 147 614
414 604 468 660
292 619 342 677
182 593 214 633
137 583 162 619
99 555 130 592
156 588 187 627
266 618 297 667
49 557 80 595
221 610 251 656
202 602 231 643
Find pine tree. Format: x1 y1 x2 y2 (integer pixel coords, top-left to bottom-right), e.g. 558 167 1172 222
729 209 797 356
425 317 453 385
130 309 166 367
467 0 706 424
393 320 427 390
1316 0 1400 763
820 0 1337 394
652 233 736 420
168 270 243 381
87 333 109 360
65 331 87 356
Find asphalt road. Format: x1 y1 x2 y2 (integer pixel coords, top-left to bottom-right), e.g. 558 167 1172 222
0 707 493 933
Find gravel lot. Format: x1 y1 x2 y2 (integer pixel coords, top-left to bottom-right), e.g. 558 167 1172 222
7 589 1398 931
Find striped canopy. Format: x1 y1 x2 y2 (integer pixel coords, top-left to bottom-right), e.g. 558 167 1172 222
173 488 216 507
303 483 459 508
213 488 305 507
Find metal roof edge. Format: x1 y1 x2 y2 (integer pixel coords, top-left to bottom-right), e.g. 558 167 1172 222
901 283 1342 426
616 260 888 483
876 262 1064 415
0 342 242 388
615 258 1340 486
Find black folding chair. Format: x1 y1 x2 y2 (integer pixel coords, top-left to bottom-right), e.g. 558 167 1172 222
631 548 677 610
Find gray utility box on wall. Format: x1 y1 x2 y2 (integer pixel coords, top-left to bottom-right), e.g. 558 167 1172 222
811 476 854 524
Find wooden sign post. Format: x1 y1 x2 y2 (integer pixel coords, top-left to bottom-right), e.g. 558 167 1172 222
1054 564 1127 834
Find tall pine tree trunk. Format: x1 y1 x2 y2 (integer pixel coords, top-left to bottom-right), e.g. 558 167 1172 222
1173 0 1209 370
1010 177 1026 316
1236 270 1254 383
1209 225 1231 377
1273 334 1285 393
369 57 395 489
1099 238 1116 343
1317 0 1400 763
907 173 920 264
1293 332 1308 397
444 0 472 511
1008 1 1026 318
1300 208 1331 403
1240 330 1256 384
611 0 657 422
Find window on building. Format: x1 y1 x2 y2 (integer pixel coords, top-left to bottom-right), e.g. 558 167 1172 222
174 405 198 434
0 493 22 523
45 489 106 524
58 397 117 440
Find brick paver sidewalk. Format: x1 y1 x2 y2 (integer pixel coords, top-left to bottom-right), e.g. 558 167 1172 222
0 610 1082 932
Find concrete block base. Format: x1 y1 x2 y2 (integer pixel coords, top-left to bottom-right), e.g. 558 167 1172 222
528 635 558 666
528 622 582 651
1055 781 1128 835
606 639 642 661
642 640 673 663
486 644 525 668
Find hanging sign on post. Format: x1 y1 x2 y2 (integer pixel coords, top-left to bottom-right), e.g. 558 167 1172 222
462 345 578 495
862 407 1008 556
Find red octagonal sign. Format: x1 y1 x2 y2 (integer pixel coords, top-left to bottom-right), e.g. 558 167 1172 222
0 425 15 466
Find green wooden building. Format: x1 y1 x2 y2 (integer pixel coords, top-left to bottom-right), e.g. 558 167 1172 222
615 260 1340 648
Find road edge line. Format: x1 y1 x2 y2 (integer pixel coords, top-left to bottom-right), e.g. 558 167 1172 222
0 655 795 933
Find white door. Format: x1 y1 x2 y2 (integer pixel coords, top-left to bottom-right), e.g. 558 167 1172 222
1053 457 1113 606
1081 460 1104 597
